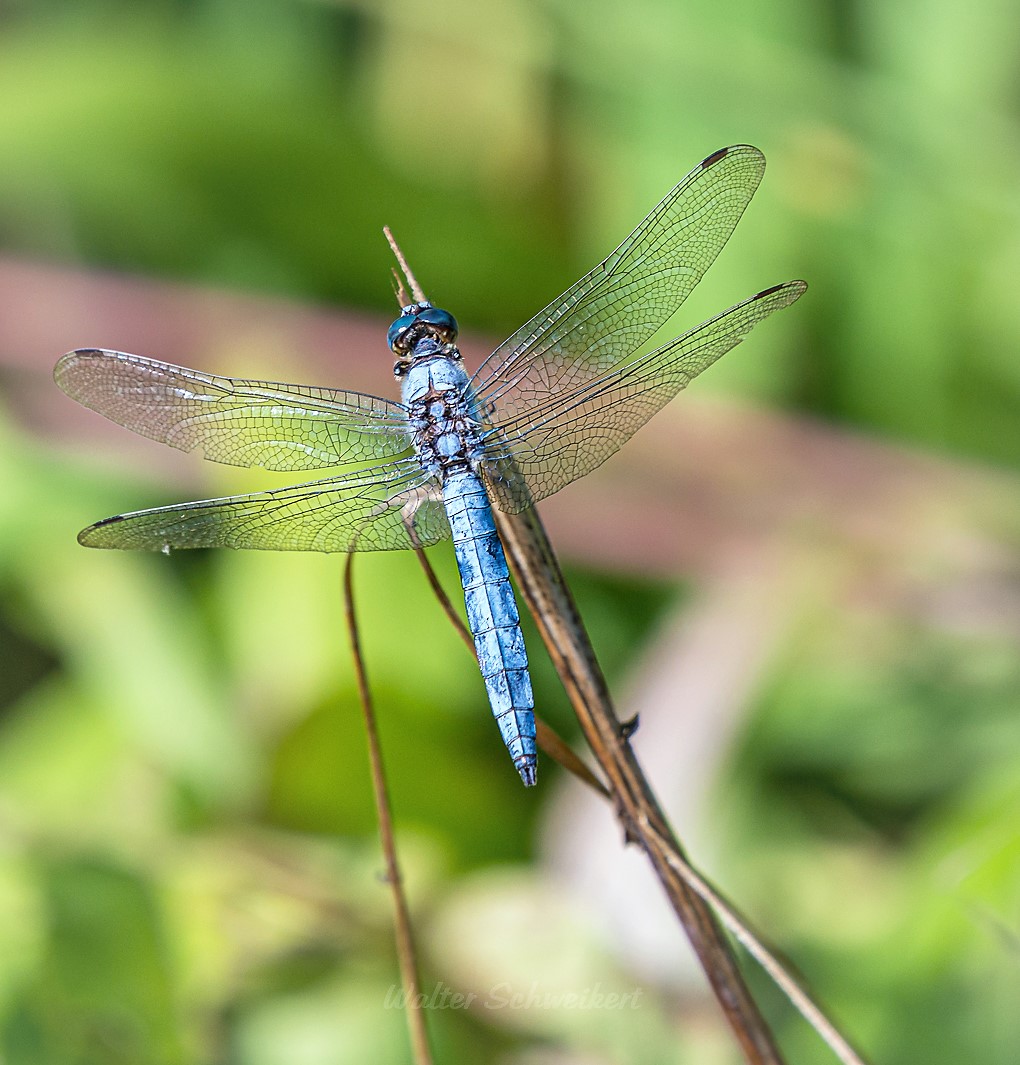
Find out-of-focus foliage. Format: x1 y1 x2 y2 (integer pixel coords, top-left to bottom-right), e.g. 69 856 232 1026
2 0 1020 1063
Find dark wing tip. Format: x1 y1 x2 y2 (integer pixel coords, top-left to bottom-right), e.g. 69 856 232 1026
702 146 731 167
756 279 808 301
54 347 106 387
57 347 104 366
700 144 764 170
78 513 126 548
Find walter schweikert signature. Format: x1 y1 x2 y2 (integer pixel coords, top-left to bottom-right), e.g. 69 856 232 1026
384 981 645 1011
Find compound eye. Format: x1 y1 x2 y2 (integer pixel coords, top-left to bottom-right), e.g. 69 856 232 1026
417 306 459 343
387 313 419 354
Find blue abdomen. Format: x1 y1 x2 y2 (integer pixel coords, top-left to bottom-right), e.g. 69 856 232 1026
442 470 537 785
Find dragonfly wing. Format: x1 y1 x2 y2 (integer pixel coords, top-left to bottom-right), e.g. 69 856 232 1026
55 348 412 471
472 145 767 423
78 459 450 553
481 281 807 512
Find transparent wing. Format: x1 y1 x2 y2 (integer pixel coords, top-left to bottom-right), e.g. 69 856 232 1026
472 145 766 423
480 281 807 513
78 458 451 553
55 348 412 471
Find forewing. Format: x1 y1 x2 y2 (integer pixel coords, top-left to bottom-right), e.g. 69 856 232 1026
472 145 766 423
55 348 411 471
481 281 807 512
78 459 450 553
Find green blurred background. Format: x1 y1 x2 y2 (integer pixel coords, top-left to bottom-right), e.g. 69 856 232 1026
2 1 1020 1062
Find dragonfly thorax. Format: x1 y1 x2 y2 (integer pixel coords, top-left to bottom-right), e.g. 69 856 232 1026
402 354 485 479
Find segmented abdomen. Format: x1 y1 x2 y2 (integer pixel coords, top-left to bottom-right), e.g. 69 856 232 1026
441 470 537 785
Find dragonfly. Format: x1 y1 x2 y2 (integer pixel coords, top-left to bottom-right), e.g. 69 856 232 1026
55 144 806 787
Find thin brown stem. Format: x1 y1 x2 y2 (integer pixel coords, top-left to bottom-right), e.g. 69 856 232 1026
379 228 840 1064
384 227 427 305
411 516 864 1064
641 822 871 1065
412 517 865 1064
493 503 786 1065
343 554 433 1065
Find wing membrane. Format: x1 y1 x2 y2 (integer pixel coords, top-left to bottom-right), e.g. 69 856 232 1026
78 459 450 553
481 281 807 511
55 348 411 471
473 145 766 424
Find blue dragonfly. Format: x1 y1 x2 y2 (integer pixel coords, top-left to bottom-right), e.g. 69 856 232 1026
55 145 806 787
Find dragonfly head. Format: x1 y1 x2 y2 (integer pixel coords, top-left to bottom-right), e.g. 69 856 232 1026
388 303 460 374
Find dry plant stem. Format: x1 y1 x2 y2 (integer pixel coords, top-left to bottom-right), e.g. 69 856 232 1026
411 539 864 1065
642 823 871 1065
384 229 771 1061
493 504 786 1065
410 544 609 797
343 554 434 1065
384 226 427 305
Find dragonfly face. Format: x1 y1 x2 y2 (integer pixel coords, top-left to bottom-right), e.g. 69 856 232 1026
388 303 460 375
54 144 806 785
